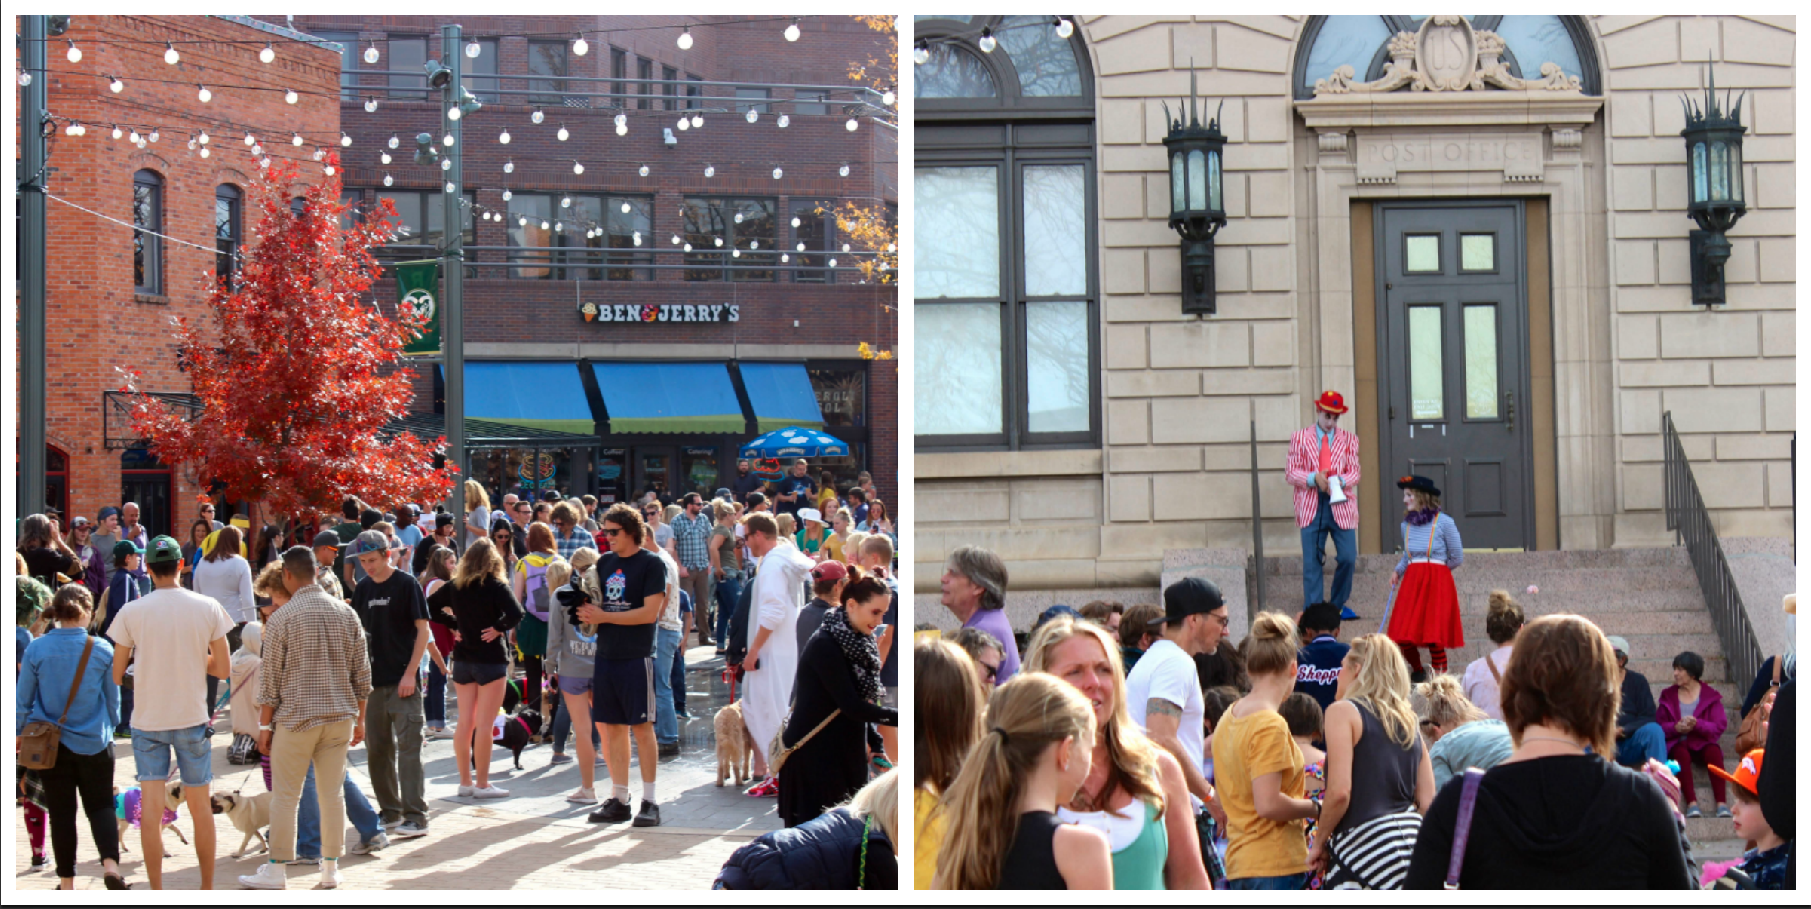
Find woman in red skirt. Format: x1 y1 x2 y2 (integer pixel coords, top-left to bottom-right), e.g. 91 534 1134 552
1386 475 1464 681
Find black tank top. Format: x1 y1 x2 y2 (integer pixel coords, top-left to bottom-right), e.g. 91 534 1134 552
997 810 1067 889
1333 700 1423 838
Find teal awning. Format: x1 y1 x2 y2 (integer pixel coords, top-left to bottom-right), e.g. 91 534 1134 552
592 362 745 434
439 362 595 435
738 362 825 433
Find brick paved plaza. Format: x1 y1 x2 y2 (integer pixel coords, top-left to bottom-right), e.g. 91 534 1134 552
12 645 776 890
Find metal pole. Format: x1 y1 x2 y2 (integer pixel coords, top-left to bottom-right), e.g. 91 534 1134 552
20 16 49 519
1250 419 1265 618
441 24 466 522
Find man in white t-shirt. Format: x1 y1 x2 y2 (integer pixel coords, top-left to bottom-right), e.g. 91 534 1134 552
110 535 234 890
1125 577 1230 828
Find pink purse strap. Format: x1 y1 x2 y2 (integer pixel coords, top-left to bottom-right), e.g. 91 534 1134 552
1445 768 1485 889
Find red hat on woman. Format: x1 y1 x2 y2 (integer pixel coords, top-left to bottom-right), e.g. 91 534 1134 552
1314 390 1348 414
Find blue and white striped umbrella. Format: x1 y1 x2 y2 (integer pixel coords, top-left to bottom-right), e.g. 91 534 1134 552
738 426 849 460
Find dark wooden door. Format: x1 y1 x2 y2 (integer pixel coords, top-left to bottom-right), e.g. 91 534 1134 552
1378 202 1531 550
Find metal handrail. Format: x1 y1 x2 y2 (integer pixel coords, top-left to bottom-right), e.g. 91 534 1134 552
1662 411 1762 688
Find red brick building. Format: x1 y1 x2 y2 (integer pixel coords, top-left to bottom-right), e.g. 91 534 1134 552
22 15 341 538
278 15 899 510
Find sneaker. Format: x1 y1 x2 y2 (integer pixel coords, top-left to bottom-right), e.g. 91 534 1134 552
426 725 454 740
238 863 288 890
349 832 388 855
392 821 429 839
632 801 661 828
549 752 574 765
1715 804 1732 819
30 853 48 871
314 861 343 890
286 856 321 866
1685 804 1703 819
675 708 693 720
382 818 402 831
566 787 599 804
472 785 510 799
745 777 779 798
588 798 632 824
658 742 681 759
456 784 475 797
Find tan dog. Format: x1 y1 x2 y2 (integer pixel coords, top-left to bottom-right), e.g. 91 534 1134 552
115 781 189 857
211 790 274 858
713 701 753 787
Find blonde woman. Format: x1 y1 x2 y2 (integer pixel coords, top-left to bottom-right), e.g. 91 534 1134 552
1027 617 1209 890
1211 612 1318 890
1311 633 1434 889
823 509 853 563
544 548 601 800
462 480 491 551
914 638 986 889
1413 674 1513 789
427 538 522 799
775 512 797 542
931 673 1111 890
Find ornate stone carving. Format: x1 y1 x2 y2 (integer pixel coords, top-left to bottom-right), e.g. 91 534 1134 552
1313 15 1583 96
1318 131 1349 154
1551 127 1583 149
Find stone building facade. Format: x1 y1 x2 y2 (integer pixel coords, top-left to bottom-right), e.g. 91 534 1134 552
913 15 1795 616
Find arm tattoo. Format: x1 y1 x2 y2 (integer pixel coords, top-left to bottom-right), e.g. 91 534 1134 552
1146 698 1184 719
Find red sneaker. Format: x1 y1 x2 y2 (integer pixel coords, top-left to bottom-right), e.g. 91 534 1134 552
744 777 778 798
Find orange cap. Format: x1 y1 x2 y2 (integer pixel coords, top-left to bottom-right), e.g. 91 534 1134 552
1708 748 1764 797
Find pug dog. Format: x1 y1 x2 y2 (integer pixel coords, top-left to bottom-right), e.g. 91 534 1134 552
116 781 189 857
211 790 274 858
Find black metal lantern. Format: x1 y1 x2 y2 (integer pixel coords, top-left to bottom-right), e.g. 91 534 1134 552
1680 65 1747 306
1162 71 1228 316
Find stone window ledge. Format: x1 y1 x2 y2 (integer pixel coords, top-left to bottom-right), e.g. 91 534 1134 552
134 292 170 305
917 448 1102 480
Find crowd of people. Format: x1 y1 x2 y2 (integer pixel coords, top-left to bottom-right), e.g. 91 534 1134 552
16 455 900 890
917 543 1796 890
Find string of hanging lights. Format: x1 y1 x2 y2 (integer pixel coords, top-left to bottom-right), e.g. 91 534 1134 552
913 15 1075 64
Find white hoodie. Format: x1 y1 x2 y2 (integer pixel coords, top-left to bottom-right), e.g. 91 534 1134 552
229 622 263 737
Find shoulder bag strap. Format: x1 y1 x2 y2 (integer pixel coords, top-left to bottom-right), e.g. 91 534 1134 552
1444 768 1485 889
1485 653 1502 685
55 635 97 729
1772 655 1782 687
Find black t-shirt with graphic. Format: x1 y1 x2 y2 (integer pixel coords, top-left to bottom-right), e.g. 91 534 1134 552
776 474 817 517
586 550 664 662
351 569 430 687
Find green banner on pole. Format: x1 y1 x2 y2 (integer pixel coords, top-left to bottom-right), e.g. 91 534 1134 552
396 259 441 356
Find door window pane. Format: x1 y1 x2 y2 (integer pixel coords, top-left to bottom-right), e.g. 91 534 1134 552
915 43 998 98
916 166 999 298
388 37 427 100
1026 301 1090 433
1405 234 1440 273
1023 165 1087 297
1408 305 1444 420
916 304 1002 435
792 202 830 284
1460 233 1495 272
729 199 776 282
1464 304 1499 419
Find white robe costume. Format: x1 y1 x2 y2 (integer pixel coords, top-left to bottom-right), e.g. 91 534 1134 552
741 540 816 761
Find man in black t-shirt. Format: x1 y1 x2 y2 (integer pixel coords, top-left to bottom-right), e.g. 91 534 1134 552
348 530 432 839
578 504 667 829
773 458 817 519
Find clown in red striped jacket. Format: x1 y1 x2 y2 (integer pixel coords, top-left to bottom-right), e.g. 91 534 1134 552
1284 404 1362 530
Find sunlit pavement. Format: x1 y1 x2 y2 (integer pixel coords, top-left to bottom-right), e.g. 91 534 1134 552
12 644 776 890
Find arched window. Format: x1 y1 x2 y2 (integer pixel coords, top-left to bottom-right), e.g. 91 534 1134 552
133 169 164 294
1293 15 1600 99
915 16 1098 450
215 184 242 290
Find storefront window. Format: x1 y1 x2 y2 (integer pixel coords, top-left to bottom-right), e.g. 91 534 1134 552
474 448 575 502
596 449 627 505
809 367 867 427
681 447 719 498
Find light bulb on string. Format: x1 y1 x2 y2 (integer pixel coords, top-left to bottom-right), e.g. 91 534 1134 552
677 118 690 131
542 220 552 231
842 243 851 253
746 109 759 124
796 242 805 251
887 242 896 253
252 144 263 155
691 113 703 128
572 161 584 175
502 189 512 201
440 158 452 171
677 28 693 50
198 85 212 103
504 159 515 173
913 40 931 65
388 135 400 149
312 147 324 160
199 147 210 158
148 129 159 143
111 125 123 139
245 132 256 146
732 248 741 258
883 89 896 106
557 124 569 141
615 121 627 137
340 134 352 147
781 253 789 263
17 72 30 88
561 196 571 208
285 88 298 104
777 114 790 128
632 231 641 246
531 108 545 124
198 131 208 144
364 42 379 64
828 257 837 268
785 19 801 42
261 43 276 63
260 157 271 168
165 43 180 65
672 235 681 245
499 129 510 144
380 151 392 164
573 34 588 56
791 216 801 228
293 133 305 146
325 164 336 176
705 165 714 177
443 134 455 147
772 167 782 179
447 106 462 121
64 122 81 136
839 164 851 177
750 241 758 250
108 76 123 93
518 216 528 227
65 40 82 63
446 181 456 193
1055 17 1075 39
846 117 859 131
465 38 481 58
639 165 649 177
621 201 631 214
714 237 723 247
615 113 628 130
365 98 378 113
383 173 393 187
684 243 692 252
979 29 997 53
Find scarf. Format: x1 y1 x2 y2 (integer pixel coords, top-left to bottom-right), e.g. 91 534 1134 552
1405 507 1440 527
821 605 882 705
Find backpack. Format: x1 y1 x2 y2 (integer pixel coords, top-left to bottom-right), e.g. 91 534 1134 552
522 556 554 622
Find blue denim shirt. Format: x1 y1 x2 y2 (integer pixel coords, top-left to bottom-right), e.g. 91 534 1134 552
16 627 120 755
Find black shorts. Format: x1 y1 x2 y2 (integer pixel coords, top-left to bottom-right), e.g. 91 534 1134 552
452 661 509 686
591 657 656 727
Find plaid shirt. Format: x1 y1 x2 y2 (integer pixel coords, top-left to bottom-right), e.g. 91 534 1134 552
554 527 597 562
670 511 714 570
258 584 373 732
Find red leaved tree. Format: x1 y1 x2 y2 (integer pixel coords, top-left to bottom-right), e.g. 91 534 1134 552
123 152 455 521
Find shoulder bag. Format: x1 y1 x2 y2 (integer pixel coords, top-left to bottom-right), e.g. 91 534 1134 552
1735 656 1781 754
767 708 840 776
18 635 97 770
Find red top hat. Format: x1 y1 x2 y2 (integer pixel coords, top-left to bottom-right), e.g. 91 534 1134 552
1314 390 1348 415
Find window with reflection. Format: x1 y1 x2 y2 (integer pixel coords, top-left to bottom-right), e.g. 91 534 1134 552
682 197 776 282
1293 15 1599 99
637 57 654 110
388 36 428 100
790 200 835 284
916 16 1096 449
133 169 163 294
314 31 361 101
381 190 474 250
504 193 649 281
529 41 569 106
463 38 499 96
215 185 241 291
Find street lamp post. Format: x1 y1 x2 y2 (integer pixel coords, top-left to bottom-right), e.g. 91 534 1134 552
20 15 50 519
440 24 467 520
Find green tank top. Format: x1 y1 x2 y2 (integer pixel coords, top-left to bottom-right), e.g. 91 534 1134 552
1058 799 1169 889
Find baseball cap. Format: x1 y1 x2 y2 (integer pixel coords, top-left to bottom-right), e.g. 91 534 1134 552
1709 748 1765 798
144 535 183 565
715 488 733 501
1606 635 1631 657
97 506 122 522
347 530 390 558
1163 578 1225 625
811 561 848 583
70 516 91 529
312 530 342 550
111 539 144 559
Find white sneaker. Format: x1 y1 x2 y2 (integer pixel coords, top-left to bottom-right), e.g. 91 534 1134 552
566 787 598 804
472 785 510 799
381 818 402 831
456 784 475 797
426 726 454 740
239 862 288 890
314 862 343 890
392 821 429 839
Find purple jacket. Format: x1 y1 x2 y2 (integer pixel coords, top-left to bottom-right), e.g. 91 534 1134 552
1656 683 1727 752
75 544 106 597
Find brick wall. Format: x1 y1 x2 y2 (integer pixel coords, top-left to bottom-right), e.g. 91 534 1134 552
31 15 340 531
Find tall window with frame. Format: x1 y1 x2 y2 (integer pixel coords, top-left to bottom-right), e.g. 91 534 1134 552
790 200 834 284
388 36 428 101
663 66 679 110
611 48 628 108
214 184 242 291
463 38 500 97
528 41 569 107
637 57 654 110
685 75 703 110
682 197 777 282
133 169 164 295
380 189 474 250
314 31 361 101
914 16 1098 450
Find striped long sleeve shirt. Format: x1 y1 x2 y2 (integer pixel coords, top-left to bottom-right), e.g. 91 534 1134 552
1395 514 1464 573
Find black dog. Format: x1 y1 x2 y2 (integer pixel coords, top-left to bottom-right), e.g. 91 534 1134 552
501 677 526 715
491 708 544 770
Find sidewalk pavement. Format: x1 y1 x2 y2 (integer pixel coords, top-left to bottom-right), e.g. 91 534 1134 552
12 644 776 890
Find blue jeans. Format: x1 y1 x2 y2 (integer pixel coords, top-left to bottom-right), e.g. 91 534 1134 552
1301 494 1355 609
714 575 742 648
425 659 448 727
1615 721 1668 768
1228 872 1310 890
654 626 681 744
296 764 382 859
131 723 213 785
